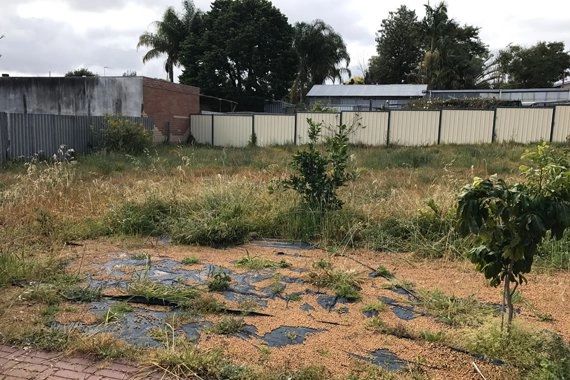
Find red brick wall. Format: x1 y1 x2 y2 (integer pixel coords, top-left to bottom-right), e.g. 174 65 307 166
142 77 200 143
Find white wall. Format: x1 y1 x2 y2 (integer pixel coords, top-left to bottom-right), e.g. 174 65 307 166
390 111 440 146
440 110 494 144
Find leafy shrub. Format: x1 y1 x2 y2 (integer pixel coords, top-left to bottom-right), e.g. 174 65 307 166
457 143 570 327
280 118 354 211
100 116 152 155
208 271 231 292
406 97 521 110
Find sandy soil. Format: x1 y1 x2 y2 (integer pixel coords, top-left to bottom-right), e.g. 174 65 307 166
56 239 569 379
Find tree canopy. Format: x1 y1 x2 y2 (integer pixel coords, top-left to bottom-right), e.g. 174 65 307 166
65 68 96 77
179 0 297 111
367 6 422 84
138 1 198 82
289 20 350 103
496 42 570 88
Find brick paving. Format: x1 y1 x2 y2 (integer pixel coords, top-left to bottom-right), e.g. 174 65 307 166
0 345 163 380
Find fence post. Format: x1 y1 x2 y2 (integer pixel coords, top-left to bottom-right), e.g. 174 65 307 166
211 114 215 146
437 109 443 145
165 121 171 144
386 110 392 146
251 114 255 143
293 113 298 145
0 113 7 164
549 106 557 143
491 108 498 143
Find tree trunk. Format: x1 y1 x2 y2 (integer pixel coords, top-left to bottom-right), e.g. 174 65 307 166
503 262 515 332
169 64 174 83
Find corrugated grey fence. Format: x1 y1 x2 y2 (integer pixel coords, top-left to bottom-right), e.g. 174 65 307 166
0 113 154 163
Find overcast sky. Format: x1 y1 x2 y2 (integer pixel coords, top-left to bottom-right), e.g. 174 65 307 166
0 0 569 81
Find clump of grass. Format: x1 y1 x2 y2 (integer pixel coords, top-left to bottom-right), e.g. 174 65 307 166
108 197 181 236
183 293 225 314
462 322 570 379
366 318 414 339
60 286 101 302
361 301 386 314
536 229 570 270
416 289 494 327
307 266 362 301
373 265 393 279
235 255 291 270
419 330 445 343
181 256 200 265
209 317 245 335
103 302 134 323
207 271 231 292
131 252 149 260
71 333 138 360
21 284 61 305
5 327 72 352
127 279 198 305
149 340 253 380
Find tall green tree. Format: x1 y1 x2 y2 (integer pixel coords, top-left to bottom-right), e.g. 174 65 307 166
290 20 350 103
179 0 296 111
367 6 422 84
496 42 570 88
138 1 198 82
419 2 488 89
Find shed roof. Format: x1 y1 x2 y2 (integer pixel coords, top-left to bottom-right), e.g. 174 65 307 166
307 84 428 98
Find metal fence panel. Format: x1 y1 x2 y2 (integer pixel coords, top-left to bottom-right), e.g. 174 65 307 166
0 113 7 163
343 111 389 146
254 114 295 146
4 114 154 160
552 106 570 143
295 112 340 144
190 115 213 144
440 110 494 144
390 111 440 146
495 108 552 143
213 115 252 147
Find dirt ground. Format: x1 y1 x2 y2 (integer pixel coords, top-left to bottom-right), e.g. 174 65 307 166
54 238 569 380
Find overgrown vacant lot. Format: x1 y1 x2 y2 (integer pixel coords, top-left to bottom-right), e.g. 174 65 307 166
0 144 568 379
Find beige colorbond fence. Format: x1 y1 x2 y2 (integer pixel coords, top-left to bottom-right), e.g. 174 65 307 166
213 115 252 147
343 111 389 145
440 110 494 144
495 108 553 143
254 114 295 147
390 110 440 146
188 106 570 148
553 106 570 142
190 115 213 144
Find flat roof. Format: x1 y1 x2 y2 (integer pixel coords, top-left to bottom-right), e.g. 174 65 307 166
307 84 428 98
428 88 570 93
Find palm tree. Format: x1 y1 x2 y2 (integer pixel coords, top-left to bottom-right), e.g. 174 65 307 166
137 1 197 82
291 20 350 103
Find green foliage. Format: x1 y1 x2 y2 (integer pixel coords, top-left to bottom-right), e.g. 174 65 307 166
290 20 350 103
417 290 494 327
207 271 231 292
457 143 570 325
307 266 362 301
235 255 290 270
406 98 521 110
419 2 488 89
181 256 200 265
65 68 96 77
209 317 245 335
101 117 152 155
497 42 570 88
463 323 570 379
109 197 179 236
367 5 422 84
138 1 198 82
281 119 354 211
127 279 198 304
180 0 296 111
60 286 101 302
537 229 570 270
361 301 386 314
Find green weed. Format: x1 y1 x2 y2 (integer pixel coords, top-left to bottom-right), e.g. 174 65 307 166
209 317 245 335
207 271 231 292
